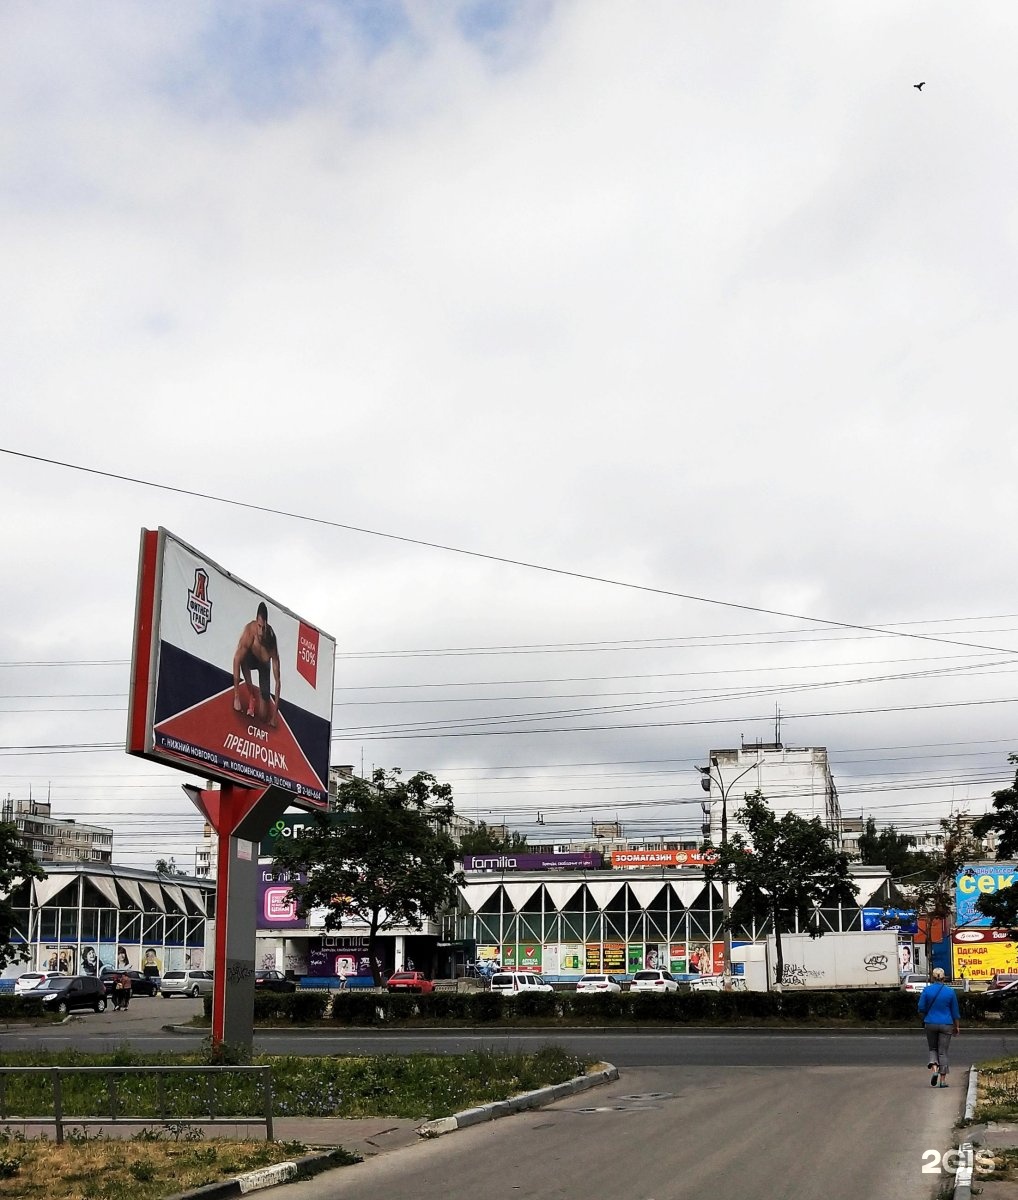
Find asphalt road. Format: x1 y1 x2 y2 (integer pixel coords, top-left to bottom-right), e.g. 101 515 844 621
5 1007 1014 1200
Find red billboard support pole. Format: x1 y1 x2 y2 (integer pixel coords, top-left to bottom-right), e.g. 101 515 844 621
184 782 291 1050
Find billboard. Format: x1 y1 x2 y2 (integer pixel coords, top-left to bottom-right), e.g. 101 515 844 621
128 529 336 807
462 852 601 872
260 813 331 857
955 865 1018 928
258 869 307 930
952 928 1018 981
862 907 919 935
609 848 715 868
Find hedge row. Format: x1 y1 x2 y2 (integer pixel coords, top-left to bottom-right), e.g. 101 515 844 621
200 990 331 1023
194 987 1018 1026
327 987 934 1025
0 995 44 1019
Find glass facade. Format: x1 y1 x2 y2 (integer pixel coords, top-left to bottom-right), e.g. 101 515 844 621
3 868 214 979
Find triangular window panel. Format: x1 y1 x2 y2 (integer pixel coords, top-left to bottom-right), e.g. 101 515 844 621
502 882 542 911
544 881 584 911
627 882 667 910
118 878 144 911
33 875 77 907
461 883 502 913
669 880 705 909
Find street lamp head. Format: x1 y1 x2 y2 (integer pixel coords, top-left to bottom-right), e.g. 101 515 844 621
699 775 712 793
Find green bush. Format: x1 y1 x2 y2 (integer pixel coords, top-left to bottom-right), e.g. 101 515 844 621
416 992 472 1021
331 992 387 1025
0 995 43 1020
283 990 329 1023
467 991 504 1023
567 992 630 1022
253 991 286 1021
385 994 418 1022
631 990 684 1022
511 991 558 1020
728 989 780 1019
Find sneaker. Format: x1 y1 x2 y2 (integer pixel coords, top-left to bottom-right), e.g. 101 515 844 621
930 1072 939 1086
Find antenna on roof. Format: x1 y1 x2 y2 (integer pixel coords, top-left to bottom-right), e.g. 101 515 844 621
774 705 782 746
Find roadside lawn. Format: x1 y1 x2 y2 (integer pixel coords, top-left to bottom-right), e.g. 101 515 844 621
963 1055 1018 1184
0 1045 590 1200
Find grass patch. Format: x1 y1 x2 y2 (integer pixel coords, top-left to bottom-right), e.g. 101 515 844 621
0 1045 590 1199
0 1128 352 1200
0 1045 590 1122
972 1055 1018 1124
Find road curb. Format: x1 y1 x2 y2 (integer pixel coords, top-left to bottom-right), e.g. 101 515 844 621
417 1061 619 1138
163 1149 348 1200
952 1068 981 1200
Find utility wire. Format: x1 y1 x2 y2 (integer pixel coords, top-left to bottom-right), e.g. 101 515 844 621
5 445 1018 658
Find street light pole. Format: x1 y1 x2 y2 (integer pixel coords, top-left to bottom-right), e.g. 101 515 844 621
696 755 761 980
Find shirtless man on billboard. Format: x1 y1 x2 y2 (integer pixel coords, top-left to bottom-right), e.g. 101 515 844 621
233 601 281 726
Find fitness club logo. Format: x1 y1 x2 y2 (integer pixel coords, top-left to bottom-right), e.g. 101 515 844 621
187 569 213 635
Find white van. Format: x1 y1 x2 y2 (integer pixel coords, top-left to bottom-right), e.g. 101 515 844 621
489 971 553 996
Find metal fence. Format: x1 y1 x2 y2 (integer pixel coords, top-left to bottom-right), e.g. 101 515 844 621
0 1065 274 1144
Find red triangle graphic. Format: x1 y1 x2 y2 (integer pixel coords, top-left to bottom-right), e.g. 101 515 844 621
154 689 326 801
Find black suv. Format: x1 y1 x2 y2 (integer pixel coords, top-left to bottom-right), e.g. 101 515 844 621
22 975 107 1014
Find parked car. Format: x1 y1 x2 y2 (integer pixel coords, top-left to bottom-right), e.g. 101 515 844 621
489 972 553 996
14 971 66 996
21 975 107 1015
160 969 214 998
100 968 161 997
386 970 434 995
986 973 1018 994
575 974 622 994
983 980 1018 1009
901 974 930 995
631 969 679 993
255 970 297 993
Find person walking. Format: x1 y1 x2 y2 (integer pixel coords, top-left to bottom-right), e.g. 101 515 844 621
918 967 960 1087
117 972 133 1012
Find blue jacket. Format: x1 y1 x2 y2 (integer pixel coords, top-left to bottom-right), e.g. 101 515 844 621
918 981 960 1025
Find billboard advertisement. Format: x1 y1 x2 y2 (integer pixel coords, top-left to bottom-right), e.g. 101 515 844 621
258 869 307 930
462 852 601 871
955 865 1018 928
128 529 336 807
862 907 919 935
952 928 1018 981
259 813 333 857
609 849 716 868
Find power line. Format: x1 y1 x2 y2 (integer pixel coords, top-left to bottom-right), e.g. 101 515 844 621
5 445 1018 658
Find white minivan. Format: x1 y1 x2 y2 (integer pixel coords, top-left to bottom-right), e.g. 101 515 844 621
489 971 553 996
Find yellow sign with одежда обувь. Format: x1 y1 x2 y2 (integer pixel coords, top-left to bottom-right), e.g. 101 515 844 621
952 928 1018 982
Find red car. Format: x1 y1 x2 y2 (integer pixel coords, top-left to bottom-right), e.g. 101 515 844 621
387 971 434 995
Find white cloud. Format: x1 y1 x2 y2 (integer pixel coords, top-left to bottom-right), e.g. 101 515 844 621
2 1 1017 865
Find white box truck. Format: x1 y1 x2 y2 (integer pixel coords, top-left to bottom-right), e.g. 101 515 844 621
765 931 901 989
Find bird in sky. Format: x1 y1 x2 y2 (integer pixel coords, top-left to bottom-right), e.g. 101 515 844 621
914 82 926 91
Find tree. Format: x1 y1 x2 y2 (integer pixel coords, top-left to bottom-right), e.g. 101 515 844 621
912 813 984 925
705 792 857 987
271 768 464 985
154 857 184 876
857 816 933 880
459 821 529 855
971 756 1018 926
0 821 46 971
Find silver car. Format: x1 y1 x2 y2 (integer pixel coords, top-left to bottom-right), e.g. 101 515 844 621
160 969 213 998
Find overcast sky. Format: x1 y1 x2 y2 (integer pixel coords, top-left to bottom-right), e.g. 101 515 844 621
3 1 1018 870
